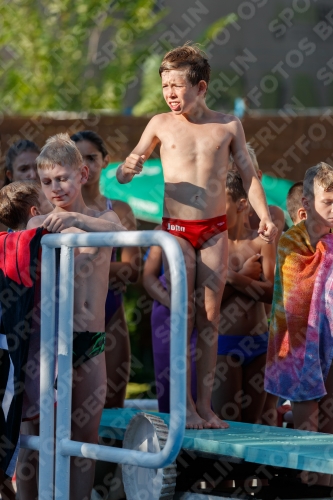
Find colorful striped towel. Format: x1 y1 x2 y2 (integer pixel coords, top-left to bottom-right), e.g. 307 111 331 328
265 221 333 401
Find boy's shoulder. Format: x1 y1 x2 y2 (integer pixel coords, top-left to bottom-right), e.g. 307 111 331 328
269 204 285 221
239 228 275 260
148 112 172 126
26 213 49 230
88 207 119 221
229 227 260 248
91 208 122 226
210 110 240 125
142 113 172 137
110 199 136 228
247 228 270 253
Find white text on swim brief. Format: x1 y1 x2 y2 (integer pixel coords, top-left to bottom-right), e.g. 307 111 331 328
168 223 185 232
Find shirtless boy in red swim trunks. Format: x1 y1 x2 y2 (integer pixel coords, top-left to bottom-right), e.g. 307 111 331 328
117 44 277 429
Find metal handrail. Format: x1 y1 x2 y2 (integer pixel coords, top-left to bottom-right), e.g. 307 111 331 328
37 231 187 500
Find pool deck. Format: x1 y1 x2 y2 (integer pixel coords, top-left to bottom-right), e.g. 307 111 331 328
99 408 333 475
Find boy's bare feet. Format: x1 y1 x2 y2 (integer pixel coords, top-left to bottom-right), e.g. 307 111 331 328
196 405 229 429
186 401 212 429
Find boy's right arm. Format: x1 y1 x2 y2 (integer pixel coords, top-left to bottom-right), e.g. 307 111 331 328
230 118 277 243
116 116 160 184
41 210 125 233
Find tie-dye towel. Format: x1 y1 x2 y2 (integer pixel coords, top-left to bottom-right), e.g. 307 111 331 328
265 221 333 401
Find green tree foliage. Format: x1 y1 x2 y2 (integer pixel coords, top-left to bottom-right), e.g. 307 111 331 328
0 2 237 115
0 0 166 113
132 55 168 116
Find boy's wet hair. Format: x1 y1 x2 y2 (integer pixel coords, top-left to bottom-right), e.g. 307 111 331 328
159 43 210 87
229 143 259 172
287 181 304 224
5 139 40 182
70 130 108 159
226 170 248 202
37 133 83 170
0 181 41 229
303 162 333 199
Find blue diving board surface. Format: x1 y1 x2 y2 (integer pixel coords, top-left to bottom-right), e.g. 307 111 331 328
99 408 333 475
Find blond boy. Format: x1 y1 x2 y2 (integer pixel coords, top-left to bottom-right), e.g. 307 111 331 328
294 164 333 435
27 133 124 500
116 44 277 429
265 163 333 485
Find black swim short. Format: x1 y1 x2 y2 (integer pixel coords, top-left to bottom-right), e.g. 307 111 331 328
72 331 106 368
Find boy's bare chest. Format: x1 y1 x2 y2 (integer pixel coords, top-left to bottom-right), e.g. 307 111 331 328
76 247 111 275
228 238 261 272
159 122 231 158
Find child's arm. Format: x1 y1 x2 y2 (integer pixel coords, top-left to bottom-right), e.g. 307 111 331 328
230 119 277 243
260 240 276 287
116 116 160 184
108 200 140 291
41 210 125 233
143 245 170 309
227 244 275 303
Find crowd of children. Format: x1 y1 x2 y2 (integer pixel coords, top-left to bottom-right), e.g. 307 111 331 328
1 43 333 498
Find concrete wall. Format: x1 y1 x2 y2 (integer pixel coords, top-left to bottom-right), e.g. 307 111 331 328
1 113 332 185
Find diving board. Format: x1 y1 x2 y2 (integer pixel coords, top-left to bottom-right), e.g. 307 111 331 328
99 408 333 475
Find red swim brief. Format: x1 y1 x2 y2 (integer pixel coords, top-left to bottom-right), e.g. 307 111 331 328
162 214 227 250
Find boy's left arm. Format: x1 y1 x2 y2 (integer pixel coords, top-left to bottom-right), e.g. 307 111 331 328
260 239 276 289
42 210 125 233
230 119 277 243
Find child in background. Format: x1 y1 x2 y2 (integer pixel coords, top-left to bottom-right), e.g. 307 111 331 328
0 181 52 500
212 171 275 423
265 163 333 485
286 181 306 225
5 140 40 184
27 133 124 500
230 144 283 426
1 140 41 232
71 130 140 409
143 238 197 412
0 181 52 230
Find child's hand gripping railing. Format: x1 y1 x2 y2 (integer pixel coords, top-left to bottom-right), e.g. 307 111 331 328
37 231 187 500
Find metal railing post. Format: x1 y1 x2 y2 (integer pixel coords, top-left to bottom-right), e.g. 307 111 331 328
54 245 75 500
39 245 56 500
39 231 187 499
